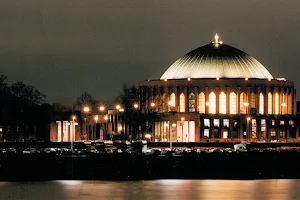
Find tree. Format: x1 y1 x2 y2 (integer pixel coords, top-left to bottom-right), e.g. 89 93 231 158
73 92 98 112
10 81 46 106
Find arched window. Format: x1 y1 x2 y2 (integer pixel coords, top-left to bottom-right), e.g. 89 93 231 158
250 93 256 109
208 92 216 114
230 92 237 114
189 93 195 112
180 93 185 112
198 92 205 113
282 93 286 114
259 93 264 115
219 92 226 114
268 92 272 114
240 92 247 114
169 93 176 107
275 93 279 115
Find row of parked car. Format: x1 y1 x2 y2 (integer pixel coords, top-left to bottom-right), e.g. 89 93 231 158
0 146 239 156
0 147 74 155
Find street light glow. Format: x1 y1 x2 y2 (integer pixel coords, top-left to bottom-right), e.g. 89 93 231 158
72 116 76 120
116 105 121 110
104 115 108 120
119 108 124 112
99 106 105 111
94 115 99 122
181 117 185 121
247 117 251 121
151 102 155 107
83 106 90 113
134 103 139 109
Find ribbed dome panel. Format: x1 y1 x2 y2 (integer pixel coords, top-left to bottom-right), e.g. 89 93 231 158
160 43 273 79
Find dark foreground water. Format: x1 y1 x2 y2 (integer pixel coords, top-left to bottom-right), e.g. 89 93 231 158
1 179 300 200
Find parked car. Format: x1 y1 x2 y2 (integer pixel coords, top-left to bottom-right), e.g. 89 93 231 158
6 147 17 154
23 148 40 154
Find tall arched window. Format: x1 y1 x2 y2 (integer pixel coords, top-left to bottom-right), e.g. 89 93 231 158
219 92 226 114
240 92 247 114
189 93 195 112
250 93 256 109
169 93 176 107
259 93 264 115
282 93 286 114
268 92 272 114
198 92 205 113
209 92 216 114
230 92 237 114
275 93 279 115
180 93 185 112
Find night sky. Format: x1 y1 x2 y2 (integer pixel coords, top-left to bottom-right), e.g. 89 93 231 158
1 1 300 105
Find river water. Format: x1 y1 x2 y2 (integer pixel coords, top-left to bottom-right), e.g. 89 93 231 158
1 179 300 200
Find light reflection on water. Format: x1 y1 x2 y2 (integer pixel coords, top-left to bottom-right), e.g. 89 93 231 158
0 179 300 200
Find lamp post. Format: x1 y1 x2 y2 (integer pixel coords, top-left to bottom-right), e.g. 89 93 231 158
247 116 251 142
94 115 99 142
71 115 76 153
115 105 121 138
181 117 185 142
83 106 90 140
104 115 108 140
99 105 106 140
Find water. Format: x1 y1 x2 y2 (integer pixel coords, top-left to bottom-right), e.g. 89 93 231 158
1 179 300 200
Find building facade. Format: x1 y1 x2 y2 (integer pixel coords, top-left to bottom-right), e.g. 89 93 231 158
139 35 298 142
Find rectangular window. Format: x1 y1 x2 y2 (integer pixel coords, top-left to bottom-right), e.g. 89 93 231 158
204 129 210 138
272 119 275 126
251 119 257 139
280 120 284 125
289 120 294 127
213 119 220 127
270 128 276 136
223 119 229 127
204 119 210 127
261 119 266 139
280 130 285 138
223 131 228 139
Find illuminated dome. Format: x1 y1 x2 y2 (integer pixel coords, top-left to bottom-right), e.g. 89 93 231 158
160 35 273 80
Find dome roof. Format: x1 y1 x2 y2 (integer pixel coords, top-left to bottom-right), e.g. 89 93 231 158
160 41 273 80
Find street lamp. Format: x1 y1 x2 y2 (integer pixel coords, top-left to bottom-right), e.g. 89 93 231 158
94 115 99 142
133 103 139 109
99 105 105 112
83 106 90 140
247 116 251 141
71 115 76 153
181 117 185 142
104 115 109 140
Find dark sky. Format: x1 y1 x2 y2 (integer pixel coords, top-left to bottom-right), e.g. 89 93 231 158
1 0 300 105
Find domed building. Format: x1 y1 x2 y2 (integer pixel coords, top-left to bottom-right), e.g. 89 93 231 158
139 34 297 142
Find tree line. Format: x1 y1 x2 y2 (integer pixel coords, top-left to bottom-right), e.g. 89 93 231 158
0 74 147 141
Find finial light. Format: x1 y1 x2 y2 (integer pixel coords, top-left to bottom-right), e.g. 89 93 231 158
213 33 223 44
214 34 219 43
